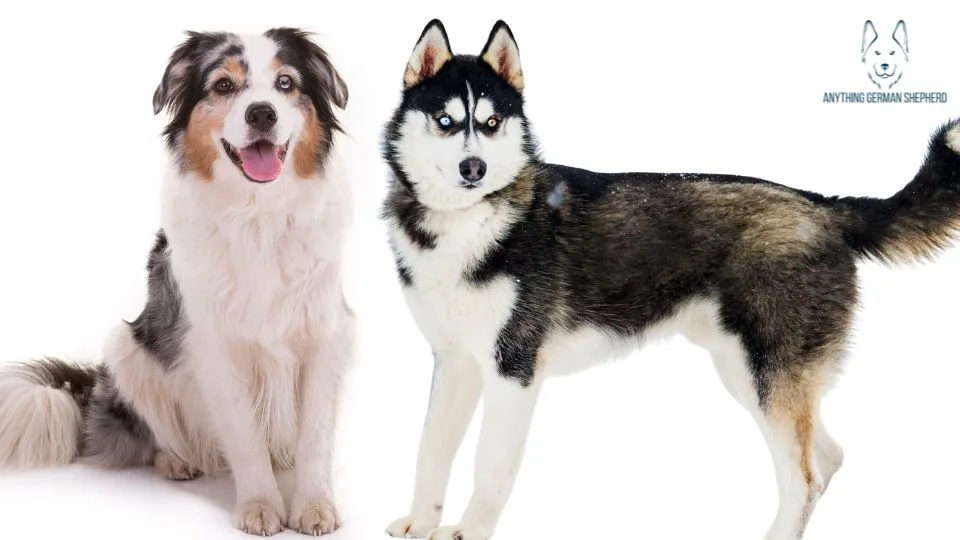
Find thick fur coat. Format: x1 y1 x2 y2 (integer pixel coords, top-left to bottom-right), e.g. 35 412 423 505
0 28 354 537
382 20 960 540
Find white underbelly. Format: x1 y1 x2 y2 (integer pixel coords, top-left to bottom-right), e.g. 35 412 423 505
539 298 728 377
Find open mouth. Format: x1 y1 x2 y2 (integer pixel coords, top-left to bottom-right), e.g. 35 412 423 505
221 139 289 183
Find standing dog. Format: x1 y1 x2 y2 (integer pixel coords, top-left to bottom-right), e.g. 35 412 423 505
862 20 909 89
0 29 353 537
382 19 960 540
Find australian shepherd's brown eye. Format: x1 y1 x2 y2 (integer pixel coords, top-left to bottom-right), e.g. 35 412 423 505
213 78 235 94
276 75 294 92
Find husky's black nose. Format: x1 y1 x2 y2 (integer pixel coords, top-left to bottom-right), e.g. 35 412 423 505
881 63 890 71
246 102 278 131
459 158 487 184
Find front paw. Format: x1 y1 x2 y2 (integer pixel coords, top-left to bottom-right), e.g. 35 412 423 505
235 498 287 536
385 513 441 538
154 450 201 481
426 525 490 540
289 495 341 536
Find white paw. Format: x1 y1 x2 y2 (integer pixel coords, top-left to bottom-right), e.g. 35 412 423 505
426 525 489 540
234 498 287 536
153 450 201 481
289 495 341 536
385 513 441 538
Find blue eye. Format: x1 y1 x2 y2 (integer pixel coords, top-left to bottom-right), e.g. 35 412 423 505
437 115 453 127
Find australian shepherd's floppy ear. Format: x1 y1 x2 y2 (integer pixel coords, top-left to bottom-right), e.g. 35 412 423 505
0 29 354 537
383 18 960 540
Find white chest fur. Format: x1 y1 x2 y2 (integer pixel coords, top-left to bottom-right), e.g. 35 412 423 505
163 169 347 345
156 166 350 467
389 201 518 360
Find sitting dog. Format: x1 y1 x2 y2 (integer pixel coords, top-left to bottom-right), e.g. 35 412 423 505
382 19 960 540
0 28 353 537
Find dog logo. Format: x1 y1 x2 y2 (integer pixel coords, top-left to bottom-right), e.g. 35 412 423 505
861 20 909 89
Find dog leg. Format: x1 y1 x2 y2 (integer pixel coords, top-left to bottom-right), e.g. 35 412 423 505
759 402 824 540
387 350 483 539
711 344 829 540
192 331 285 536
425 368 542 540
153 449 201 481
289 338 350 536
813 414 844 491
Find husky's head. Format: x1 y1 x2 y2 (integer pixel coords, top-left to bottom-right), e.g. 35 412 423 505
861 20 909 90
153 29 348 184
384 20 538 210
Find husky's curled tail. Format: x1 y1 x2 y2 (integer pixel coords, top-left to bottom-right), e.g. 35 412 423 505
836 119 960 264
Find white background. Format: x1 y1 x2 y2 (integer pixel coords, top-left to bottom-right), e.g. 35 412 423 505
1 1 958 539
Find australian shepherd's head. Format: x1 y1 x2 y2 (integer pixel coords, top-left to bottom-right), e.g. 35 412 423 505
383 20 539 211
153 29 348 184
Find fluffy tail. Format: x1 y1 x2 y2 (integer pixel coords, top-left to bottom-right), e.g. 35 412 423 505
0 358 99 469
834 118 960 264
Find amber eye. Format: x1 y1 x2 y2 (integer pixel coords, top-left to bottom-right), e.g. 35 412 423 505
276 74 294 92
486 115 501 129
214 78 235 94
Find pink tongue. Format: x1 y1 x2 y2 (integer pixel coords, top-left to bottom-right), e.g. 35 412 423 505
239 142 282 182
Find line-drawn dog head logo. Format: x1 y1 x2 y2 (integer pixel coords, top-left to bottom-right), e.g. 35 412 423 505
861 20 909 89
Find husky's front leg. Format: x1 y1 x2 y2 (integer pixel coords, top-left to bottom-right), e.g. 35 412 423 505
289 335 350 536
386 349 483 538
426 361 543 540
193 330 285 536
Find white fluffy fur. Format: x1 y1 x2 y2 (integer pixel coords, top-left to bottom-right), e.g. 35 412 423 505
443 97 466 123
0 365 84 468
946 123 960 154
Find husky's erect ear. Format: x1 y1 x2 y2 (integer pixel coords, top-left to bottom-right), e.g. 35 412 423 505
404 19 453 88
860 20 878 61
480 20 524 92
893 20 909 60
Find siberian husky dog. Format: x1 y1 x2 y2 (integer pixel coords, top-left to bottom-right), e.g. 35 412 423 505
0 29 354 536
381 19 960 540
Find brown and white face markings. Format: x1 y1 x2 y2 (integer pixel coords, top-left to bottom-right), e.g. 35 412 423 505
153 29 348 184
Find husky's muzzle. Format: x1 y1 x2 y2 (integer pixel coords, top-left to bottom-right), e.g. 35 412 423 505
459 157 487 188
